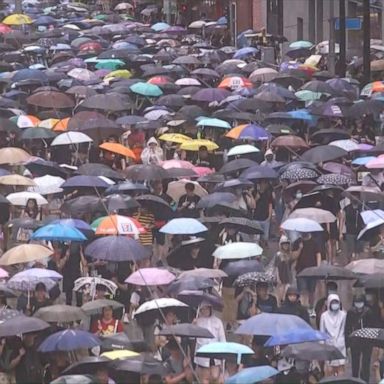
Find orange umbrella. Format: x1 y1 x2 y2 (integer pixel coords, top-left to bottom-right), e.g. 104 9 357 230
94 214 146 236
53 118 70 132
99 142 135 159
218 76 252 90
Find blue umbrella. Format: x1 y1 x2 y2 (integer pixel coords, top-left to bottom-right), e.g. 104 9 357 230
38 329 100 352
287 109 316 122
51 219 92 231
196 192 237 209
265 328 328 347
236 313 314 336
160 218 208 235
61 176 110 189
230 124 272 141
151 22 170 31
106 181 148 195
352 156 376 166
85 236 151 262
233 47 259 60
31 224 87 242
225 366 278 384
196 118 231 129
196 342 253 363
12 69 48 85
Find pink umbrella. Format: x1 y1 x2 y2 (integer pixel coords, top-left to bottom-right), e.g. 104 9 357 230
366 156 384 169
358 143 374 151
161 160 194 169
125 267 175 286
193 167 214 176
0 268 8 279
94 69 111 78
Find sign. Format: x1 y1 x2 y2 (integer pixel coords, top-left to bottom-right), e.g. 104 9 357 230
335 17 362 30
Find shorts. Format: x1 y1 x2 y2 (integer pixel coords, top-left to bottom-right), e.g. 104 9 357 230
345 234 364 255
297 277 316 294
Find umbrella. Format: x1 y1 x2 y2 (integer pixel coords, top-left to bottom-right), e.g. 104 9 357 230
166 276 214 295
271 135 309 149
101 349 139 360
346 258 384 274
0 174 35 187
301 145 348 163
38 329 100 352
265 328 327 347
281 218 324 232
124 165 168 180
280 167 319 181
7 268 62 291
135 195 173 220
130 82 163 97
51 131 93 146
241 166 278 180
167 180 207 202
125 268 176 286
74 277 118 298
100 333 149 352
330 139 360 152
219 159 258 174
354 274 384 289
94 215 145 236
85 236 150 262
196 342 253 362
0 316 49 337
31 224 87 242
0 244 52 266
81 299 124 315
61 196 103 217
223 260 263 276
177 290 223 311
6 191 47 206
197 192 236 209
197 118 231 129
350 328 384 348
213 242 263 259
29 175 64 195
62 357 109 376
0 147 31 165
297 264 356 280
160 218 207 235
180 139 218 151
191 88 231 103
227 145 260 157
110 354 167 375
317 173 351 186
226 124 271 141
26 91 75 109
225 366 278 384
99 142 135 159
219 217 263 234
77 164 123 180
61 175 110 190
50 375 98 384
134 298 188 318
289 208 336 223
106 181 148 195
282 342 345 361
319 376 366 384
3 14 32 25
34 304 86 323
158 323 214 338
178 268 227 279
234 271 276 287
159 133 192 144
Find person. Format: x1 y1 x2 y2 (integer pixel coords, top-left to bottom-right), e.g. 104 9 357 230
341 200 364 260
42 352 70 384
194 146 213 168
22 198 39 219
346 294 374 383
154 309 178 360
255 282 277 313
279 286 310 324
217 224 244 246
315 281 339 329
133 207 155 249
274 235 293 304
292 233 322 312
0 338 24 384
141 137 164 165
260 149 278 168
28 282 52 315
232 186 255 212
164 338 193 384
253 180 273 246
194 302 226 384
177 183 200 218
236 286 260 322
320 294 346 377
91 305 124 336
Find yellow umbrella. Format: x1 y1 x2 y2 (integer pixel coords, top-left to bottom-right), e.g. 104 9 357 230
39 119 60 129
0 244 53 266
101 350 139 360
0 174 36 187
159 133 192 144
0 147 31 165
104 69 132 80
3 14 32 25
180 139 219 151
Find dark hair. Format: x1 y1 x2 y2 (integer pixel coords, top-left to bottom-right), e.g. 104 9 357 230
199 146 208 151
25 198 38 218
326 281 338 291
35 282 46 292
185 183 195 191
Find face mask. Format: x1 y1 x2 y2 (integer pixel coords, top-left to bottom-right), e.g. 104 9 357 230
295 192 302 200
330 302 340 311
354 302 364 310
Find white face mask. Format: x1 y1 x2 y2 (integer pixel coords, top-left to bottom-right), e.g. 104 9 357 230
330 302 340 311
354 302 364 309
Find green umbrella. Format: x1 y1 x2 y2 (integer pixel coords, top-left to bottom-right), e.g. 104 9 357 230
95 59 125 70
295 90 323 101
21 127 56 140
130 82 163 97
289 40 313 49
90 216 106 231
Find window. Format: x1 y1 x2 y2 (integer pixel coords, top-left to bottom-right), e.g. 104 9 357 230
297 17 304 40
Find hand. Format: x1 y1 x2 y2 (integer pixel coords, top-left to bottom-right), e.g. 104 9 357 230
19 348 26 357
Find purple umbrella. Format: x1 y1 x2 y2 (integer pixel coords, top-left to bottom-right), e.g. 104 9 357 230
192 88 232 103
125 268 176 286
162 26 186 34
61 175 110 189
321 162 353 177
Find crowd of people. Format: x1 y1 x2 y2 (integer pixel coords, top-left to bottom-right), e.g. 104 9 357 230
0 1 384 384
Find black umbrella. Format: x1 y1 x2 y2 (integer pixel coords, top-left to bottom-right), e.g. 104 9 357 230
319 376 366 384
0 315 49 337
301 145 348 163
106 181 149 195
100 333 150 352
177 290 223 311
25 158 68 178
166 276 214 295
270 74 304 89
197 173 225 184
158 323 214 338
301 80 336 95
61 195 104 217
135 195 174 220
348 99 384 118
155 94 185 108
310 129 351 145
111 354 168 375
282 342 344 361
63 357 108 376
349 328 384 348
104 194 139 212
297 265 356 280
354 273 384 289
241 165 278 180
77 163 124 180
81 299 124 315
0 118 20 134
85 236 151 262
219 158 258 174
222 260 263 277
124 165 168 181
61 175 109 190
196 192 237 209
80 93 132 112
219 217 263 234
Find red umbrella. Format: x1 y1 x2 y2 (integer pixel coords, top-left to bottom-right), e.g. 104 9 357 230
0 24 12 34
147 76 172 85
79 41 102 53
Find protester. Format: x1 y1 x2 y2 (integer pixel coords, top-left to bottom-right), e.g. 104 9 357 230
91 305 124 336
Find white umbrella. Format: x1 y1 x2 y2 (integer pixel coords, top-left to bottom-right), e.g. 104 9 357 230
167 179 208 203
7 268 62 291
135 298 188 316
29 175 64 195
227 145 260 157
330 139 359 152
188 20 206 29
249 68 278 83
51 132 93 146
289 208 336 223
358 218 384 240
346 259 384 275
361 209 384 224
98 176 115 185
281 218 323 232
213 242 263 260
73 277 118 299
6 191 48 206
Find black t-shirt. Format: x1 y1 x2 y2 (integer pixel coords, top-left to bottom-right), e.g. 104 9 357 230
257 294 277 313
293 238 320 274
254 186 273 221
178 194 201 218
344 205 363 235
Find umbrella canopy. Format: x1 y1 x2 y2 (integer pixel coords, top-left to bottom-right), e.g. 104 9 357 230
81 299 124 315
51 132 93 146
196 342 253 362
34 305 86 323
0 147 31 165
281 218 324 232
94 215 145 236
265 328 327 347
7 268 62 291
227 145 260 157
0 244 52 266
125 164 168 180
225 366 278 384
297 264 356 280
301 145 348 163
346 258 384 274
282 342 345 361
289 208 336 223
0 175 35 187
226 124 271 141
125 268 176 286
223 260 263 276
158 323 214 338
180 139 219 151
6 191 47 206
31 224 87 242
38 329 100 352
213 242 263 259
99 142 135 159
167 180 207 202
0 316 49 337
134 298 188 317
160 218 207 235
61 175 110 189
